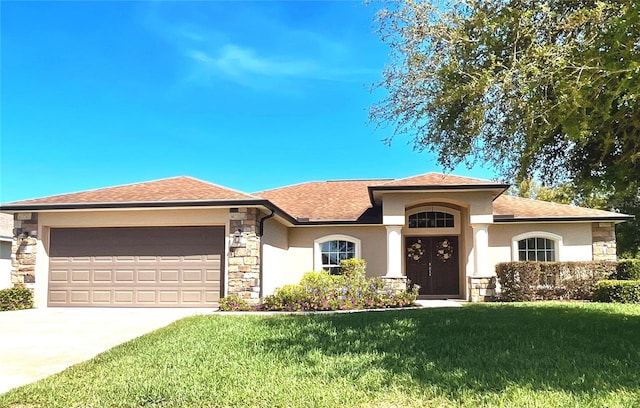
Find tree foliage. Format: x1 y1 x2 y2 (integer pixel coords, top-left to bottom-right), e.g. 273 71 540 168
371 0 640 191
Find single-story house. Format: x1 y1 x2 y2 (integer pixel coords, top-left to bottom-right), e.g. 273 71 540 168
0 172 631 308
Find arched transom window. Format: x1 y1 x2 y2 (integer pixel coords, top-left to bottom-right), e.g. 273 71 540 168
408 211 455 228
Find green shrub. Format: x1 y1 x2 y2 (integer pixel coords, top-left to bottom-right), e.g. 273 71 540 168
339 258 367 278
593 280 640 303
614 259 640 280
496 261 616 301
261 264 417 312
218 294 253 311
0 286 33 311
299 271 339 289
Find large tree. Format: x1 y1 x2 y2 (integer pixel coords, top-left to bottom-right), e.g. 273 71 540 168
371 0 640 256
371 0 640 192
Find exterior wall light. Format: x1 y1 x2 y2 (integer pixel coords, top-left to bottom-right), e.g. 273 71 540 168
230 229 247 248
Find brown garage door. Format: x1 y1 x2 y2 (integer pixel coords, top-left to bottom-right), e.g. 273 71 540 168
48 226 224 307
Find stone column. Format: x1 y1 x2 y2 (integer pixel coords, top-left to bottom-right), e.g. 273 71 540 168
11 213 39 289
592 222 617 261
227 208 261 303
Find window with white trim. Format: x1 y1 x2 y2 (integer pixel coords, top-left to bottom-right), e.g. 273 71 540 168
314 235 361 275
518 237 556 261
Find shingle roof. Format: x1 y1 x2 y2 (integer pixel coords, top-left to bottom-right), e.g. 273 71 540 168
256 179 389 221
1 173 630 222
5 176 256 205
257 174 626 222
379 172 504 187
493 195 626 220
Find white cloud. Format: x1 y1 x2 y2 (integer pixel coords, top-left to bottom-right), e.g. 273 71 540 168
188 45 316 80
138 2 380 91
186 43 378 90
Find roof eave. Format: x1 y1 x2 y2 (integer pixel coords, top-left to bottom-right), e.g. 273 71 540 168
0 199 262 212
493 215 634 224
0 199 303 227
368 184 511 205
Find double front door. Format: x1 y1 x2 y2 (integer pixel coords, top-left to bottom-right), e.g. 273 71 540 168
405 236 459 296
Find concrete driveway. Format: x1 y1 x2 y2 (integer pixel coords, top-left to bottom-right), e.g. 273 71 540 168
0 307 210 395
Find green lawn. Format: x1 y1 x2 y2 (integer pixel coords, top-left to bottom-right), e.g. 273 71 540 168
2 302 640 408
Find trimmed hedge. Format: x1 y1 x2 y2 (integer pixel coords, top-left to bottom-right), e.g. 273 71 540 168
0 286 34 311
593 280 640 303
495 261 616 301
614 259 640 280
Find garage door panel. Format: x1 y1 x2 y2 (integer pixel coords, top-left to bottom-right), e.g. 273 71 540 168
48 227 224 307
50 270 69 282
205 291 220 302
182 291 204 303
159 291 179 303
49 291 68 304
71 270 90 282
159 270 179 282
138 270 157 282
115 270 135 282
206 270 221 281
114 291 134 303
70 291 90 303
92 291 112 303
136 291 156 303
94 270 112 281
183 270 203 282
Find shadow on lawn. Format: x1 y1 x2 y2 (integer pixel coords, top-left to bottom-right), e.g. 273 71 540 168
257 304 640 397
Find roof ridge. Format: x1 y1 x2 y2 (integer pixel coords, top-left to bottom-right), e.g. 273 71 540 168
382 171 496 185
253 178 392 195
183 176 257 198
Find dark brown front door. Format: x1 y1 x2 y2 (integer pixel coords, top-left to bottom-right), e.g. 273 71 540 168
406 236 459 296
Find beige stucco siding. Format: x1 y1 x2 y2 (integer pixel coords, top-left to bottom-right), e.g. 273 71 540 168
261 218 290 296
381 191 496 225
286 226 387 282
488 223 594 275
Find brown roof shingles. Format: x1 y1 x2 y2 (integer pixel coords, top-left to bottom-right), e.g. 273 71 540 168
5 176 256 205
256 179 389 221
379 172 505 187
2 173 629 222
258 174 626 222
493 194 625 219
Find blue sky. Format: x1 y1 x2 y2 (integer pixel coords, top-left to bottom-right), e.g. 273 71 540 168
1 1 495 203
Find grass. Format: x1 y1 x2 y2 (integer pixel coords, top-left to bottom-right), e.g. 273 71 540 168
1 302 640 407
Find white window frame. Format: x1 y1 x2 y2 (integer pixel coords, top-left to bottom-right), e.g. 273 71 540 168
314 234 361 273
511 231 563 262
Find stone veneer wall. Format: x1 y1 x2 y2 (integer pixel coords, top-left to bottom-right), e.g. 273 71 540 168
380 276 408 294
468 276 496 302
11 212 39 288
227 208 261 303
592 222 617 261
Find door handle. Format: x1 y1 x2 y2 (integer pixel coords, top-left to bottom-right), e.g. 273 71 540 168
428 262 432 277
